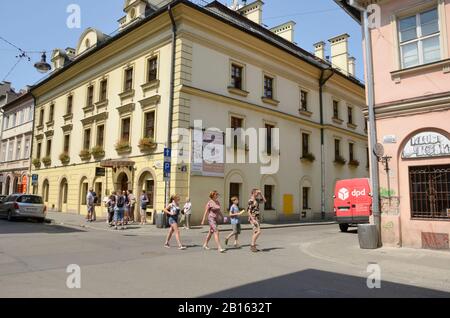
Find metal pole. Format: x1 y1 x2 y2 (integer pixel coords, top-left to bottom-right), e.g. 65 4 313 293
362 10 381 240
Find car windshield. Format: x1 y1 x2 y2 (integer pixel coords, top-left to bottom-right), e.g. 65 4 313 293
17 196 43 204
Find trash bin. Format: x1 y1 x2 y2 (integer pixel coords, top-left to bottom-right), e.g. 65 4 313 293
358 224 379 249
155 211 167 229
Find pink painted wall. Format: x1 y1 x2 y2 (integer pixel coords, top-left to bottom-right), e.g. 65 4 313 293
369 0 450 105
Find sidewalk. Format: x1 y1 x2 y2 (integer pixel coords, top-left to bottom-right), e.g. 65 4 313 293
46 211 335 234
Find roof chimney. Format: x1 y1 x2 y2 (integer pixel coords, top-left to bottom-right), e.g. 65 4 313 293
238 0 264 25
328 33 350 75
313 41 326 60
270 21 296 42
348 56 356 77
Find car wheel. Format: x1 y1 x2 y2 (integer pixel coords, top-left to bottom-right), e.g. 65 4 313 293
339 223 349 232
36 218 46 223
7 210 14 222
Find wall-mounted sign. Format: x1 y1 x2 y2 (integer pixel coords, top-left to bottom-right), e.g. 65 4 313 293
95 167 106 177
31 174 39 186
402 132 450 159
192 130 225 177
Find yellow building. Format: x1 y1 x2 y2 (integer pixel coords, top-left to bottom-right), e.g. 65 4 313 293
30 0 368 223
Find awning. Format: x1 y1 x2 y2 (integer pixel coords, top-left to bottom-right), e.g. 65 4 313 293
100 159 136 168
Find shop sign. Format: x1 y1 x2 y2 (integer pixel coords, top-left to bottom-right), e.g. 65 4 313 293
402 132 450 159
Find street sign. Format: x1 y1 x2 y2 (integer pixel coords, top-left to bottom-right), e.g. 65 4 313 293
374 143 384 158
164 162 171 174
164 148 172 160
95 167 106 177
31 174 38 186
164 148 171 181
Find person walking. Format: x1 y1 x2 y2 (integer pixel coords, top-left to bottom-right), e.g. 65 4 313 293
106 191 117 227
201 191 226 253
247 189 266 253
183 198 192 229
163 194 187 250
92 190 98 222
123 190 130 225
140 190 149 225
86 188 95 222
114 191 127 230
128 190 136 223
225 196 245 248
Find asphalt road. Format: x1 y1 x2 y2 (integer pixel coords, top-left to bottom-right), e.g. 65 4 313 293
0 219 449 298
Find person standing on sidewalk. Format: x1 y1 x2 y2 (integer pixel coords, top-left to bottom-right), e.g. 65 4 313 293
106 191 117 227
128 190 136 224
248 189 266 253
114 191 127 230
225 196 245 248
123 190 130 225
201 191 226 253
86 188 95 222
140 190 149 225
163 194 187 250
183 198 192 229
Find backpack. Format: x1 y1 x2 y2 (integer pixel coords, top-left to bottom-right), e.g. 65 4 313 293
117 195 125 208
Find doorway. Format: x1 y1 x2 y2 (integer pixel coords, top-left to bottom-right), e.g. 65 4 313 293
116 172 129 192
59 178 68 212
229 182 241 209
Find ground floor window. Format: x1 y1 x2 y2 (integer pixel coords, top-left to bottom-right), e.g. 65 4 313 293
229 182 241 208
264 185 274 210
145 179 154 209
95 182 103 201
302 187 310 210
42 180 49 202
81 182 88 205
409 164 450 219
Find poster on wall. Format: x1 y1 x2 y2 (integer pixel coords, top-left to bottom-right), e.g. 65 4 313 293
402 131 450 159
191 129 225 177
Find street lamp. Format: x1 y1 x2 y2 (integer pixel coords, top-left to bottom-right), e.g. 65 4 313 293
34 52 51 74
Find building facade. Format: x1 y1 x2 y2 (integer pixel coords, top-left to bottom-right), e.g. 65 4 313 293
30 0 368 223
337 0 450 249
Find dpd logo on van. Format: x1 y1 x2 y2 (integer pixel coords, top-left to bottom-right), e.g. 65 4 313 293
338 188 349 200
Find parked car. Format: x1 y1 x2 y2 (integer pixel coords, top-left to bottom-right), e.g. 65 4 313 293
334 178 372 232
0 195 6 203
0 194 47 222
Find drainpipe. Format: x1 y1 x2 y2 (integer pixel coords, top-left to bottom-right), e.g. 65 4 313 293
319 68 334 220
348 0 381 246
165 4 177 207
28 93 37 195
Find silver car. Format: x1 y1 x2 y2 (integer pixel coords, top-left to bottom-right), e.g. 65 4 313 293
0 194 47 222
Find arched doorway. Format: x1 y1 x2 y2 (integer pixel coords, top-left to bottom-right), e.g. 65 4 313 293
59 178 68 212
79 177 89 216
137 170 156 222
116 172 129 192
42 179 49 203
5 176 11 195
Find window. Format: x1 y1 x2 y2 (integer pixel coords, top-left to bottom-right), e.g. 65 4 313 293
11 113 16 127
49 104 54 123
265 124 274 155
81 182 88 205
399 8 440 68
99 79 108 102
46 139 52 157
264 76 274 99
67 95 73 115
231 116 243 151
62 182 68 204
63 134 70 153
144 111 155 139
231 64 243 90
0 142 6 161
24 137 30 158
349 143 355 161
302 187 310 210
147 57 158 82
300 90 308 111
20 109 25 124
83 128 91 150
334 139 341 160
347 106 353 124
364 120 368 132
28 106 33 121
302 133 310 157
121 117 131 142
264 185 274 210
95 182 103 200
96 125 105 147
36 142 42 159
3 115 8 130
39 108 44 126
124 68 134 91
87 86 94 107
15 138 22 160
333 100 339 119
409 165 450 219
7 140 13 161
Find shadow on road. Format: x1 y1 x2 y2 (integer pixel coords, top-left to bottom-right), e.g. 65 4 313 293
0 219 85 234
201 269 450 298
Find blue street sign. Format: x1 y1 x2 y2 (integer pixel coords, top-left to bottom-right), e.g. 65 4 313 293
164 162 171 174
32 174 38 186
164 148 172 158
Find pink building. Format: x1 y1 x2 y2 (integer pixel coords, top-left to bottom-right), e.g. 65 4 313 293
337 0 450 249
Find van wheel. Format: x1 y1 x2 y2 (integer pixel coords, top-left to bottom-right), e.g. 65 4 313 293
339 223 349 232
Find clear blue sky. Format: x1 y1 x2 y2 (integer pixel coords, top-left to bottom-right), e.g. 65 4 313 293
0 0 363 91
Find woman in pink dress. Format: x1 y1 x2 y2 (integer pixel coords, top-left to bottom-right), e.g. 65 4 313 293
201 190 226 253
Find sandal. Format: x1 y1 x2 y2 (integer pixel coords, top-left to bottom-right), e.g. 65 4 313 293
250 245 259 253
219 248 226 253
164 243 170 249
203 245 210 250
178 246 187 250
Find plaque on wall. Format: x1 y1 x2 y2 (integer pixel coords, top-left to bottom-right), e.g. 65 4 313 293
402 131 450 159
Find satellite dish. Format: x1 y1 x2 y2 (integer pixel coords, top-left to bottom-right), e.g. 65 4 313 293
373 143 384 158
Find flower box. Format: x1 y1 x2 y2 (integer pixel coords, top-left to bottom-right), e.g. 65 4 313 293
349 159 360 167
334 155 347 165
79 149 91 161
91 146 105 159
32 158 41 169
138 137 157 152
301 153 316 163
42 156 52 167
115 140 131 154
59 152 70 165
